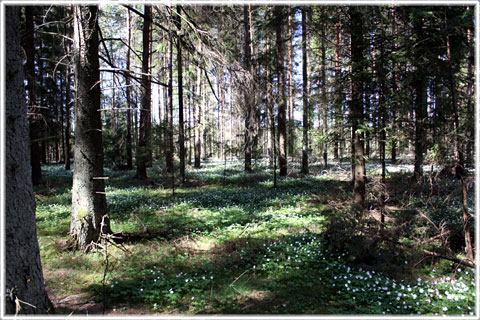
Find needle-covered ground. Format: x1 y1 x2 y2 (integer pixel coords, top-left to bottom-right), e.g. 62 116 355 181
35 160 476 315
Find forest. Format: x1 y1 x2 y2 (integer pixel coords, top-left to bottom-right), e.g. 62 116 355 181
3 2 477 316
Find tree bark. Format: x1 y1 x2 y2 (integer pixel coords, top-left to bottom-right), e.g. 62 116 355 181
24 6 43 185
412 16 427 182
194 65 202 168
275 6 287 176
287 11 295 157
125 9 133 170
350 7 366 207
176 5 186 182
135 5 152 179
301 7 309 175
444 9 474 262
5 6 50 314
244 5 254 173
70 5 111 250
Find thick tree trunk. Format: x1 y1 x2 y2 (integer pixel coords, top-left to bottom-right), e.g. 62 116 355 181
275 6 288 176
135 5 152 179
5 6 50 314
350 7 366 207
70 6 111 250
301 7 309 175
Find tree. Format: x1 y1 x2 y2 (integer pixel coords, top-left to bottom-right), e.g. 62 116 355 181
412 12 428 182
244 4 255 173
70 5 111 250
301 7 309 175
125 8 133 170
275 6 288 176
135 5 152 179
5 5 50 314
194 64 202 168
350 6 366 207
176 5 186 183
24 6 43 185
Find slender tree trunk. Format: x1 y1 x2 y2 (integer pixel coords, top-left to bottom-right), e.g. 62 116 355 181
287 11 295 157
5 6 50 314
125 9 133 170
350 7 366 207
275 6 287 176
194 66 202 168
176 5 185 182
413 17 427 182
465 16 474 166
70 5 111 250
64 20 72 171
244 5 254 173
301 7 309 174
166 19 174 173
25 6 42 185
333 15 343 161
135 5 152 179
444 9 474 262
321 12 328 169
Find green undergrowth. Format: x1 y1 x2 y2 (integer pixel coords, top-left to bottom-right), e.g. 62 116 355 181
35 161 476 315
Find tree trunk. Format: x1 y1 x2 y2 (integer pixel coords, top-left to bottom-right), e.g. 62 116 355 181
301 7 309 175
444 9 474 262
413 17 427 182
70 5 111 250
24 6 43 185
275 6 287 176
5 6 50 314
350 7 366 207
244 5 254 173
287 11 295 157
64 19 72 171
135 5 152 179
194 66 202 168
321 10 328 169
165 27 174 173
176 5 186 182
125 9 133 170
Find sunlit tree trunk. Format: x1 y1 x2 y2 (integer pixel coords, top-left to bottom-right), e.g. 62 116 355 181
70 5 111 250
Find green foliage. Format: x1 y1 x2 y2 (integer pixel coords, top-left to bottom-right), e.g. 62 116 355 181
35 162 475 315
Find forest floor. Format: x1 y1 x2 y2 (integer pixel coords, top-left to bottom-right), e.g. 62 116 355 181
35 159 476 316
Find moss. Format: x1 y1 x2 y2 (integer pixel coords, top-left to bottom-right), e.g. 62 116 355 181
76 207 89 220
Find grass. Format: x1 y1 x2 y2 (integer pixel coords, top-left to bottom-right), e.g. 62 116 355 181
35 160 476 315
